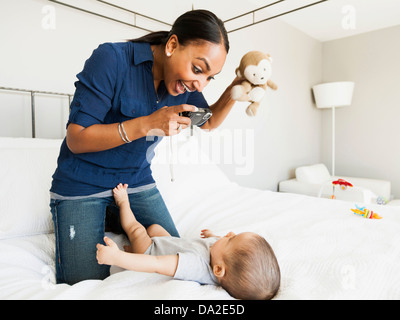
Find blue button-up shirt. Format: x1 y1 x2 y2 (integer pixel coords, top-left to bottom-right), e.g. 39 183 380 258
51 42 209 197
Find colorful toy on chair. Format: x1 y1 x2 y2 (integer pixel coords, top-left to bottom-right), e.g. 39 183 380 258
351 205 382 219
331 179 353 199
376 196 389 205
333 179 353 190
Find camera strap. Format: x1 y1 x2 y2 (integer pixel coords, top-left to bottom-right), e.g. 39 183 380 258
169 136 175 182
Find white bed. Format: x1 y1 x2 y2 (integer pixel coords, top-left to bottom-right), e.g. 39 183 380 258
1 135 399 300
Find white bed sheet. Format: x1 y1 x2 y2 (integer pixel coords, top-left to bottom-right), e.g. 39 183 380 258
1 182 400 300
1 135 400 300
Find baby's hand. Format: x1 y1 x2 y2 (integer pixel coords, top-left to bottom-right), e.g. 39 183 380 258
201 229 215 238
96 237 120 265
113 183 129 207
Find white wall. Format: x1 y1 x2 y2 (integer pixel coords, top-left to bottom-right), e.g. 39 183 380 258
0 0 145 138
0 0 323 192
322 25 400 198
202 19 323 191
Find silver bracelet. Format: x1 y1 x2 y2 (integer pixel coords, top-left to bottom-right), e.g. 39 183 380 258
118 123 130 143
119 122 132 143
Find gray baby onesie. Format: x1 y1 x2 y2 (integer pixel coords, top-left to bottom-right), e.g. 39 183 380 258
144 236 219 285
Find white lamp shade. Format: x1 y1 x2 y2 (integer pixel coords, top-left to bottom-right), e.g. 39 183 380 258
312 82 355 109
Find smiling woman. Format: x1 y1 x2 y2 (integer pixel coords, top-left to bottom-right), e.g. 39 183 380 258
130 10 230 53
129 10 230 106
50 9 240 285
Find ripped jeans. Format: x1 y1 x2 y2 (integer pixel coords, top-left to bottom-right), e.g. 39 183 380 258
50 186 178 285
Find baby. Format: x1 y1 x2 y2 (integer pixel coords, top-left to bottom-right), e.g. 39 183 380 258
96 183 281 300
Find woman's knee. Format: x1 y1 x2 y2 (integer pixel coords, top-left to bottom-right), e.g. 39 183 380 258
50 197 112 284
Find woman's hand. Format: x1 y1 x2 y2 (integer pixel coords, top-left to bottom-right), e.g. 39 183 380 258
142 104 197 136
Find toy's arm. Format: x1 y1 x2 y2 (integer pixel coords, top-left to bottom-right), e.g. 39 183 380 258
249 87 266 102
267 80 278 90
239 80 253 92
231 80 252 101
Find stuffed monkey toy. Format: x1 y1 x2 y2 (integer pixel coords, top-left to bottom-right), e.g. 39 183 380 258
231 51 278 116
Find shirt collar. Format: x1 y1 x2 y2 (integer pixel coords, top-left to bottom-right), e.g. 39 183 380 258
132 42 154 66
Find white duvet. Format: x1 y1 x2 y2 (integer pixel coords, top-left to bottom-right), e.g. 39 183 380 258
1 136 400 300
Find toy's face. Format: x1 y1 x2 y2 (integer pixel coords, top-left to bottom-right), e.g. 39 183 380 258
244 59 272 85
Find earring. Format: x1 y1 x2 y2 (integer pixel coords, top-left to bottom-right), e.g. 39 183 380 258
166 52 171 57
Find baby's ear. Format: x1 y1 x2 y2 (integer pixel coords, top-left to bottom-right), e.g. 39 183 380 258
213 264 226 278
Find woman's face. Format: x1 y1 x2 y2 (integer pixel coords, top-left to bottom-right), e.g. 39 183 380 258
163 36 227 96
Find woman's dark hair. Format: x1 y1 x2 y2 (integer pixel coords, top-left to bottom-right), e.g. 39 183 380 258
129 10 229 53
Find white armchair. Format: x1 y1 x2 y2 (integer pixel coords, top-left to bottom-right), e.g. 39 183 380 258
279 164 391 205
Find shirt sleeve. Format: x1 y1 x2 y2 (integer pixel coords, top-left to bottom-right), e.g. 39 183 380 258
174 252 217 285
68 43 118 128
186 91 209 109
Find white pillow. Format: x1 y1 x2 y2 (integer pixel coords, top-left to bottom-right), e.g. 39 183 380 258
0 134 231 239
0 138 62 239
295 163 331 184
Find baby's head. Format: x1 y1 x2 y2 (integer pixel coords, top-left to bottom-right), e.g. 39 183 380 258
210 232 280 300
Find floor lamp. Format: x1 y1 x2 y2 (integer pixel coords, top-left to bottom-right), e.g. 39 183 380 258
312 82 355 177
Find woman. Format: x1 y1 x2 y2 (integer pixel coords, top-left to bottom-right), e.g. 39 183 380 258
50 10 237 285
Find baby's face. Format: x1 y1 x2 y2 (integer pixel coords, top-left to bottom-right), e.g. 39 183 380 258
210 232 254 263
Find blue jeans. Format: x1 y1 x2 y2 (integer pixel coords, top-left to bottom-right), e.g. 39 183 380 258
50 186 178 285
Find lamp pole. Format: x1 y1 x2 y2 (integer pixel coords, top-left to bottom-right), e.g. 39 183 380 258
312 82 355 178
331 106 335 177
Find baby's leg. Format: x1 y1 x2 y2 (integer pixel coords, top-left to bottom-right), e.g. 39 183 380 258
113 184 152 254
123 225 170 253
147 224 171 238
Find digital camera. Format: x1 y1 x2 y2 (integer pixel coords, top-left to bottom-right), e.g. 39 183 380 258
180 108 212 126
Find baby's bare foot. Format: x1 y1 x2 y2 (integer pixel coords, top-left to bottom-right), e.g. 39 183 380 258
113 183 129 207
